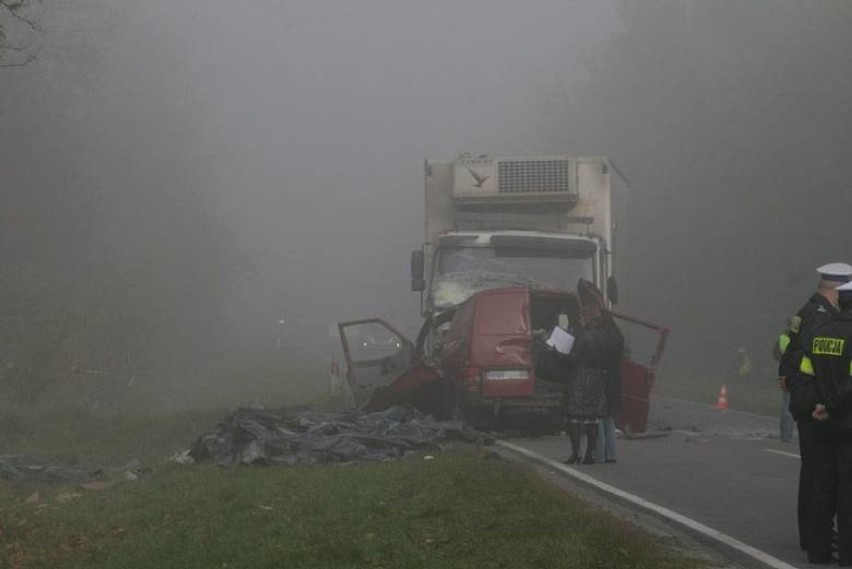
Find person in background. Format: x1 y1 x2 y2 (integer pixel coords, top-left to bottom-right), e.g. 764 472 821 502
782 262 852 556
774 321 795 443
596 310 625 463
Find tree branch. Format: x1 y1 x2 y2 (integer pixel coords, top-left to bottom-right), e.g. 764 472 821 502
0 51 35 67
0 0 40 66
3 1 39 32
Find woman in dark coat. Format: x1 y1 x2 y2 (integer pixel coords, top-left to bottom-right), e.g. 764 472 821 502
562 281 622 464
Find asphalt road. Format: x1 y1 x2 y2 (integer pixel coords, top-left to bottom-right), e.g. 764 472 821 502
504 396 811 568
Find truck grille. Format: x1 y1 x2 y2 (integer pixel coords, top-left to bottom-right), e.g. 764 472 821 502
497 160 573 194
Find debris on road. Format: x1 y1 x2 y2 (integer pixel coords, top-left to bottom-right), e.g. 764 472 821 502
56 491 82 503
169 449 194 465
1 454 145 489
0 454 100 484
188 405 492 466
80 480 120 491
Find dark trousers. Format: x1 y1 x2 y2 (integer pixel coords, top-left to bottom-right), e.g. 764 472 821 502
840 440 852 567
798 419 819 550
808 426 850 565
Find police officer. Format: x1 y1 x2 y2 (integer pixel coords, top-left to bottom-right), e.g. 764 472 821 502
802 280 852 565
781 262 852 555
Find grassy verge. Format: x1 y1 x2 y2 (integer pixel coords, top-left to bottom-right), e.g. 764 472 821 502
0 335 757 569
1 448 708 569
0 406 222 467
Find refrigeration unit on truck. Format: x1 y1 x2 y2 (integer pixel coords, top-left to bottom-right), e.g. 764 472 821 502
337 154 669 432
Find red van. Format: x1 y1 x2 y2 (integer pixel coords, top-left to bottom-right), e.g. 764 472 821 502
338 286 668 433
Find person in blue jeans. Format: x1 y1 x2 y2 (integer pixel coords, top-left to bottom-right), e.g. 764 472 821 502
596 315 624 463
596 415 618 463
779 390 794 442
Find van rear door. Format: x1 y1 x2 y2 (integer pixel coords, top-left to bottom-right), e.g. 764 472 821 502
469 287 535 398
611 312 670 434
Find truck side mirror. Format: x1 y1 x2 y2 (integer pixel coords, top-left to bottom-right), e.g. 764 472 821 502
411 249 425 291
411 249 424 279
607 276 619 305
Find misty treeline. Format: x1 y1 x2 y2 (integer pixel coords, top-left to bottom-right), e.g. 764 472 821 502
3 0 852 407
0 113 243 406
542 1 852 379
1 11 245 407
0 130 243 406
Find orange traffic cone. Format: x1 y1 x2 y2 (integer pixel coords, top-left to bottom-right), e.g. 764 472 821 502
715 384 729 411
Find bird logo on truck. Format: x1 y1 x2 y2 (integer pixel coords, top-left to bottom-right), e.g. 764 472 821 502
466 166 490 189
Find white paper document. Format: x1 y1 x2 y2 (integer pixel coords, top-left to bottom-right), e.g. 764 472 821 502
546 326 575 355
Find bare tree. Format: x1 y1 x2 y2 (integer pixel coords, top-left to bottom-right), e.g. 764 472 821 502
0 0 38 67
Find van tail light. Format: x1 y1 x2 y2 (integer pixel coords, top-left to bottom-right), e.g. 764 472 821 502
458 367 482 392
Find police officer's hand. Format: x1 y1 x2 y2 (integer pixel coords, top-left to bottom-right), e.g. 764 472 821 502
812 403 829 421
777 376 787 391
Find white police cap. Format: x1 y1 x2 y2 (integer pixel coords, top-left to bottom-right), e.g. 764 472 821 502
817 263 852 282
837 281 852 293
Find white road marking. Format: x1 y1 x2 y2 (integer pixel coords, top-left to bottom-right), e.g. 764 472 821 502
497 440 800 569
764 448 801 459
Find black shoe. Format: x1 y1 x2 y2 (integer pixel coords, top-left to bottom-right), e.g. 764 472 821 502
605 459 617 463
808 553 837 564
563 455 580 464
582 455 595 465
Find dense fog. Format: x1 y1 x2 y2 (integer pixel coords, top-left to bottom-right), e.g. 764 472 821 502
2 1 851 407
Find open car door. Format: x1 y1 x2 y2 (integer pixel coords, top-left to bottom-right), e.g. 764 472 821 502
337 319 414 408
611 311 670 434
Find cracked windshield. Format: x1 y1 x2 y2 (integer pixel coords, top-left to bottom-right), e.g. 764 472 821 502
431 246 594 308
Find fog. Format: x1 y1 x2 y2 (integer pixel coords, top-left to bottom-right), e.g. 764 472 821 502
2 1 851 407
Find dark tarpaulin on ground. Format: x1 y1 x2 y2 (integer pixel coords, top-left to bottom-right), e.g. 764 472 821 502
189 405 492 466
0 454 101 483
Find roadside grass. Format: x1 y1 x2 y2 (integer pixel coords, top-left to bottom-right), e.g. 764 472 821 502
0 343 330 468
1 448 708 569
0 406 223 467
0 347 711 569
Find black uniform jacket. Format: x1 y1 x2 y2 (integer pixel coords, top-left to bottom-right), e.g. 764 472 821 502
809 311 852 431
783 293 839 420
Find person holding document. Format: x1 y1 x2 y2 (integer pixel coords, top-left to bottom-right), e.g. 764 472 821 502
560 280 623 465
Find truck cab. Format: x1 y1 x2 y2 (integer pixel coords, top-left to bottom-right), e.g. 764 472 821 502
413 154 627 315
429 231 599 310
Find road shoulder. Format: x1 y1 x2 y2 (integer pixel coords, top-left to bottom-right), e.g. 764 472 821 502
495 441 767 569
